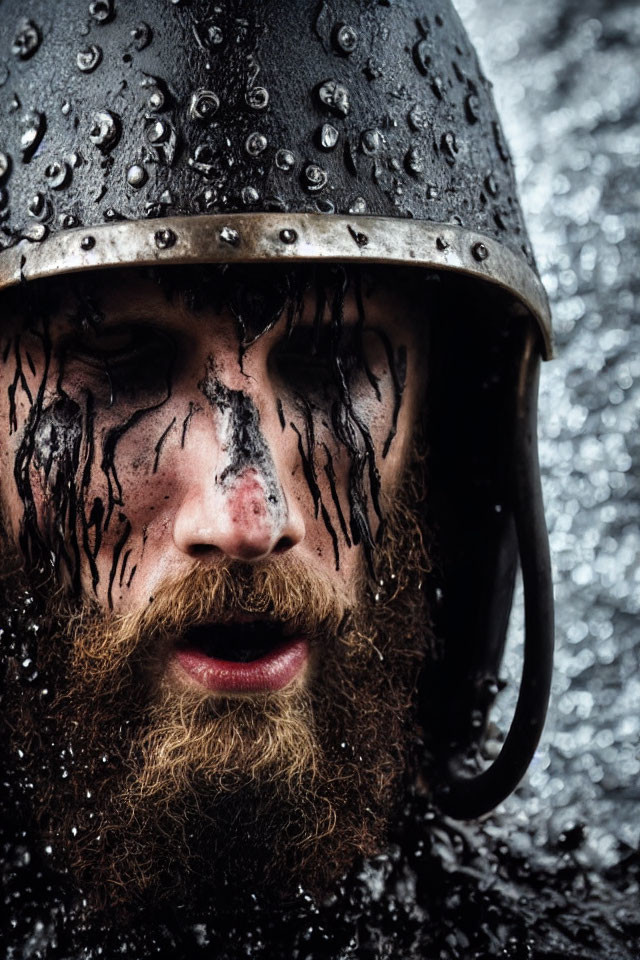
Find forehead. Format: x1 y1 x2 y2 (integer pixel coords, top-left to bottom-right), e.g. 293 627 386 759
4 264 434 336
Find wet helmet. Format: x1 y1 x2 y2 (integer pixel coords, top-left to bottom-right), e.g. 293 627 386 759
0 0 553 819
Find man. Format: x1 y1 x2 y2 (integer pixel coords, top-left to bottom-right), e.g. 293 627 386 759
0 0 554 952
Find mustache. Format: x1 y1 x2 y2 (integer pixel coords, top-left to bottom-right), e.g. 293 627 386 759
65 554 355 689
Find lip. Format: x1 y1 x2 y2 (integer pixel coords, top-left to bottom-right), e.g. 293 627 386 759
173 637 309 693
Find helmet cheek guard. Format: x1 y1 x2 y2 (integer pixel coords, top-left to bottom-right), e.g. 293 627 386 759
0 0 554 819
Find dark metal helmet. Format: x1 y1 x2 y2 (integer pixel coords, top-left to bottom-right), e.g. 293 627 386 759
0 0 553 819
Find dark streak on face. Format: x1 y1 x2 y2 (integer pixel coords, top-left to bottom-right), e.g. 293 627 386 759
198 358 287 534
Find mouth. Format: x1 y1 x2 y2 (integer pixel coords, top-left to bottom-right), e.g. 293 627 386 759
172 620 309 694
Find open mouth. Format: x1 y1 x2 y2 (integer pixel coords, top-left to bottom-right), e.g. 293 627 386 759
180 620 289 663
172 620 309 694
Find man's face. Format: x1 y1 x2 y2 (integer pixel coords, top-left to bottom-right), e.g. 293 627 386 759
0 265 429 911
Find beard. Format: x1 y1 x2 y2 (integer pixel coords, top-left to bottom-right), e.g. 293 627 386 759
0 470 431 918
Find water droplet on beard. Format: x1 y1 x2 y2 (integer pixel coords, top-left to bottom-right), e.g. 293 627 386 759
126 164 148 188
219 225 240 246
189 89 220 122
302 163 328 193
472 241 490 262
77 44 103 73
318 123 339 151
131 21 153 51
317 79 350 117
44 160 71 190
246 86 269 111
332 22 357 55
89 0 114 24
275 149 295 172
81 235 96 250
241 185 259 205
154 228 176 249
12 19 41 60
245 131 267 157
89 110 120 151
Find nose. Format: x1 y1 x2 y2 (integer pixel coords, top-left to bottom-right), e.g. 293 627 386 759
172 389 305 561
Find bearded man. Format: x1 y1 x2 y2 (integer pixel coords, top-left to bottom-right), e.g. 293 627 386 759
0 0 554 950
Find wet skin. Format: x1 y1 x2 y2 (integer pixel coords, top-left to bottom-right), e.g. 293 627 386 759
0 270 424 689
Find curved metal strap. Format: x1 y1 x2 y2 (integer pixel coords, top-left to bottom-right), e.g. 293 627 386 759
0 213 553 359
435 335 554 819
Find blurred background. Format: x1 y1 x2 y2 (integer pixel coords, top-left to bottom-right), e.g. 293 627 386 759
457 0 640 869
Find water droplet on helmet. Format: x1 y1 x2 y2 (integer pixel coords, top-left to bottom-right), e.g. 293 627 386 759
189 144 218 178
317 79 350 117
485 172 499 197
146 119 169 145
408 106 428 132
246 86 269 111
332 23 357 55
465 92 480 124
28 192 50 220
61 100 72 116
348 196 367 215
0 63 9 87
89 110 120 152
426 183 439 200
315 198 335 214
241 186 259 206
436 236 449 251
318 123 339 151
12 19 41 60
245 132 267 157
104 207 123 221
348 225 368 246
405 147 424 177
59 213 79 229
0 187 8 211
431 76 445 100
20 111 46 163
493 122 510 163
131 22 153 51
22 223 48 242
360 129 383 155
44 160 71 191
80 235 96 251
302 163 328 193
0 152 11 183
279 228 297 244
154 228 176 249
275 149 295 172
440 131 458 165
126 164 148 188
77 44 103 73
219 226 240 246
472 241 490 262
89 0 114 24
413 39 431 75
190 90 219 122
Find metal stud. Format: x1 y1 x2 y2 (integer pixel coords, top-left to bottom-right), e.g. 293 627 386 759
472 241 490 262
279 228 297 244
154 229 177 249
219 226 240 246
80 235 96 251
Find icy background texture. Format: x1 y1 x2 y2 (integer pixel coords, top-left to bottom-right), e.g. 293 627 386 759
458 0 640 866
